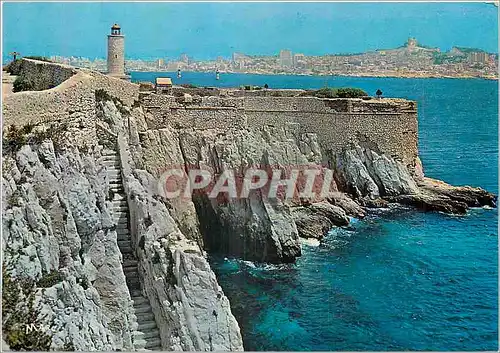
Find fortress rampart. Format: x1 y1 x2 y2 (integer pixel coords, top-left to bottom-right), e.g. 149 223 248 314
13 58 78 91
140 92 418 170
3 59 418 171
3 59 139 126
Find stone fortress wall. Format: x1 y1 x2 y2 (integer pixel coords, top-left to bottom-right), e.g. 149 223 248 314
140 90 419 170
3 58 139 127
3 58 418 171
13 58 78 90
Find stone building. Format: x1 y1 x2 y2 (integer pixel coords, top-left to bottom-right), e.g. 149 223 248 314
155 77 172 94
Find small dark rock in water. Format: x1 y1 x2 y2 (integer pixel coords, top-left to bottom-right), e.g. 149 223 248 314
212 310 218 317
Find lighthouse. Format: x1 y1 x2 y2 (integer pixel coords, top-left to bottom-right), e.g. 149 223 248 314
107 24 129 79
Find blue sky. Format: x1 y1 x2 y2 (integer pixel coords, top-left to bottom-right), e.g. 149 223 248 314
2 2 498 61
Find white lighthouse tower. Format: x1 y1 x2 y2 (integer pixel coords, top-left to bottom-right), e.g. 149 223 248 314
107 23 128 79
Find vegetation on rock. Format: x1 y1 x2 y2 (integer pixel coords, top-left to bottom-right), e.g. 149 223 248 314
37 270 64 288
13 76 35 92
2 268 53 351
300 87 368 98
3 123 69 154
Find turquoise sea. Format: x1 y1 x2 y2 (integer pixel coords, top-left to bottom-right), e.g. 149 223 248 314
132 72 498 351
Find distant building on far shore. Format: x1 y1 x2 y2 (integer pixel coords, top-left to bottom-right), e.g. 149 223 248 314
156 58 165 69
468 51 489 64
279 49 293 68
293 53 305 68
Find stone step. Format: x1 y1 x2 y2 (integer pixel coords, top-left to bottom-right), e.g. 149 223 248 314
116 225 130 232
135 328 160 341
124 263 138 271
130 288 142 296
141 329 160 340
144 338 162 349
124 269 139 278
117 232 131 241
120 245 134 254
102 162 121 169
127 280 141 291
111 193 127 201
118 239 131 247
102 149 118 156
113 213 129 221
100 156 119 162
134 304 152 314
124 259 138 267
111 205 129 212
109 180 123 186
116 227 130 235
112 199 128 206
136 312 155 322
116 217 129 224
102 162 120 168
99 157 120 164
118 235 131 242
102 155 119 160
137 320 158 332
132 296 149 306
126 274 140 282
133 338 147 349
124 269 138 277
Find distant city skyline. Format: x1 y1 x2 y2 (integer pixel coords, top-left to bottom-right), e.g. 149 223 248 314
2 2 498 62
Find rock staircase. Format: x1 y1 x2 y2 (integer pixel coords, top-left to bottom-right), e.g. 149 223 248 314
100 148 162 351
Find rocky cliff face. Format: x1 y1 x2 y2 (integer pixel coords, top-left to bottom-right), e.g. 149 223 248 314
2 142 135 350
125 171 243 351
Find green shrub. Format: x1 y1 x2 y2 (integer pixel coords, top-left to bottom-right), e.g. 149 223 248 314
3 125 28 152
335 87 368 98
5 59 23 75
300 87 368 99
2 268 53 351
13 76 35 93
37 270 63 288
3 122 68 154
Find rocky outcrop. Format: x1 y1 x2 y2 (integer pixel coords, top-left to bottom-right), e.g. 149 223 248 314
175 125 310 263
291 202 350 240
125 170 243 351
332 145 419 199
2 143 135 351
332 146 496 215
387 177 497 214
